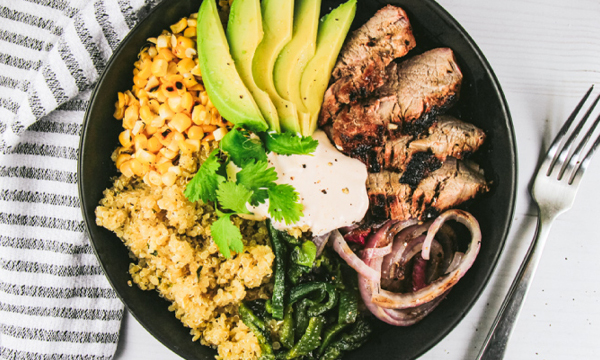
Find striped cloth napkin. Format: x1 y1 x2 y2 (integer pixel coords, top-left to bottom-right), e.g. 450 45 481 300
0 0 160 358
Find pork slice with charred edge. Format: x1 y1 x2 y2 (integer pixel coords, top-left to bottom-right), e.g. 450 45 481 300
366 158 488 221
324 48 463 153
320 5 416 124
351 115 486 177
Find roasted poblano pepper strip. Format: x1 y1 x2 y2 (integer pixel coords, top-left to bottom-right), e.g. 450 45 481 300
279 304 295 349
267 221 286 320
288 262 310 285
289 282 338 317
338 287 358 324
239 303 274 358
283 316 326 359
318 323 349 356
294 298 312 341
290 241 317 267
320 318 373 360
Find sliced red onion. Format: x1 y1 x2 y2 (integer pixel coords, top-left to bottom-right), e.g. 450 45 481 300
361 242 392 260
447 251 464 272
381 221 430 280
371 209 481 310
331 229 382 283
312 232 331 258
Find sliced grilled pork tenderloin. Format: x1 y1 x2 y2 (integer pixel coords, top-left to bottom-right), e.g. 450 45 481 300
320 5 416 124
367 158 488 221
325 48 463 153
351 115 486 174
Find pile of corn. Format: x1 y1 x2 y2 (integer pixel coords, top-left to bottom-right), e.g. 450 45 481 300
112 13 229 187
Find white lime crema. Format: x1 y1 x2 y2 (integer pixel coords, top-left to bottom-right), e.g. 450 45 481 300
247 130 369 235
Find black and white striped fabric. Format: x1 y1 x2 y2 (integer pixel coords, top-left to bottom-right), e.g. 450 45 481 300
0 0 160 358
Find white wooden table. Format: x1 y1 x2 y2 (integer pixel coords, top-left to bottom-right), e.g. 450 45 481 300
115 0 600 359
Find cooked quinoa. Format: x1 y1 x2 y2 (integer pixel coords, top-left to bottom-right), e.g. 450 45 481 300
96 147 275 360
95 11 275 360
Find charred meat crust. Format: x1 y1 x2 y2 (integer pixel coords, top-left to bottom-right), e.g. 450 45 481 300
320 5 416 126
323 48 463 153
331 5 416 82
366 158 489 221
349 115 486 174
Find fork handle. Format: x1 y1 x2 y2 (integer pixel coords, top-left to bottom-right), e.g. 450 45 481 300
476 211 556 360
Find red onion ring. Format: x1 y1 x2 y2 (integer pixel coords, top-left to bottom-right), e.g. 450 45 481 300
331 228 388 283
312 232 331 258
371 209 481 310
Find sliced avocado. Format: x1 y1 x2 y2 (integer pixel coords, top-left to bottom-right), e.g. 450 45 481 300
273 0 322 114
227 0 281 133
300 0 356 135
252 0 301 134
197 0 267 133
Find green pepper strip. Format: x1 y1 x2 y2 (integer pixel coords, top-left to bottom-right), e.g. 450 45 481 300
289 282 338 317
318 323 349 356
279 304 295 349
239 303 274 358
337 287 358 325
267 222 286 320
320 318 373 360
294 298 312 342
283 316 326 359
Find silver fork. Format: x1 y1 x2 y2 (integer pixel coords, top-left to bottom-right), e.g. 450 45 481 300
476 85 600 359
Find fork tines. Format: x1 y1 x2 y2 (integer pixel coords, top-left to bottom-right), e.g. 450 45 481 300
545 85 600 185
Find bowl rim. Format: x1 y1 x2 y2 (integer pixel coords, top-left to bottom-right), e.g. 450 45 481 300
77 0 518 358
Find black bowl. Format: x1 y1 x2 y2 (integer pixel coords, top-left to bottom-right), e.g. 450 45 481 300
78 0 517 359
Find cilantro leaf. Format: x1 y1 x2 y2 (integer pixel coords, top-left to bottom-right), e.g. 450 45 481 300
263 132 318 155
211 213 244 259
221 128 267 166
268 184 304 225
216 182 253 214
237 160 278 205
184 149 225 203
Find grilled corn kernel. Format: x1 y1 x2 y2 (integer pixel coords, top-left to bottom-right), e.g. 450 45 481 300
137 148 156 165
201 124 218 133
170 18 188 34
177 58 196 75
119 130 133 148
123 105 139 129
183 27 196 38
213 126 228 141
147 136 162 153
187 126 204 140
185 139 200 153
148 46 158 57
130 158 146 177
181 92 194 112
137 64 152 80
139 105 155 124
132 120 145 136
168 96 183 112
187 18 197 27
151 58 168 77
114 102 125 120
145 123 159 136
199 92 209 106
156 34 169 48
167 61 178 75
148 170 163 186
116 153 132 169
169 113 192 133
158 103 175 120
145 76 160 91
120 160 135 177
161 171 177 186
160 147 178 160
156 160 173 174
134 133 148 150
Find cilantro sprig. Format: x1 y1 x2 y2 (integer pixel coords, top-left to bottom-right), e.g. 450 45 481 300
184 128 318 258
